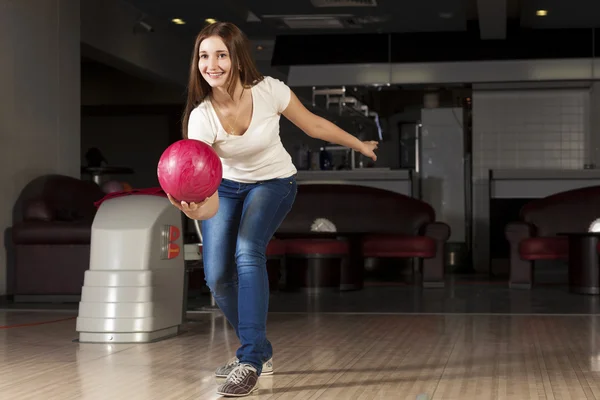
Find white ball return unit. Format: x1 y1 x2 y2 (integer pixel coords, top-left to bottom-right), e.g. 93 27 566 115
75 194 185 343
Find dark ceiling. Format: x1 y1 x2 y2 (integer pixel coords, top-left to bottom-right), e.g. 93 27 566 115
113 0 600 116
123 0 600 40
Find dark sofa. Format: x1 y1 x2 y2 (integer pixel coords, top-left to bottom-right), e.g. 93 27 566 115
505 185 600 288
275 183 451 287
9 174 105 301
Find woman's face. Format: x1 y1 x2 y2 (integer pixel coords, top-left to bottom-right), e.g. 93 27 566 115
198 36 232 88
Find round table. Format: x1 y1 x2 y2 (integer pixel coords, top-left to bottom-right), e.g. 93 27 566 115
558 232 600 295
81 166 134 185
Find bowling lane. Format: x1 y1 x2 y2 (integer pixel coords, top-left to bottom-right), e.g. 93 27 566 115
2 310 600 399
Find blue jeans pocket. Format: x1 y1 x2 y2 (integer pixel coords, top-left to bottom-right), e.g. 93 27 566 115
262 175 297 198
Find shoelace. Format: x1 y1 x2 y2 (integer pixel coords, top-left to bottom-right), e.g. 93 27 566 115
225 357 239 368
228 365 252 384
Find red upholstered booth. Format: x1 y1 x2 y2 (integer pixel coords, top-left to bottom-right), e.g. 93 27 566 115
505 185 600 288
284 238 350 293
362 234 436 258
276 183 451 288
8 174 105 301
266 238 286 256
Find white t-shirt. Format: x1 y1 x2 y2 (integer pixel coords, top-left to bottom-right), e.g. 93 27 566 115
187 76 298 183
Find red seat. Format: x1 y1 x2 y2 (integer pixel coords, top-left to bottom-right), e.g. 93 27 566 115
284 239 349 255
282 239 349 293
362 234 436 258
266 239 286 257
519 237 568 260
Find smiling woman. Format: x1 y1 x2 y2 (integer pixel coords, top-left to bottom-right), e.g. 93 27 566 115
199 36 255 136
169 21 379 397
181 22 264 138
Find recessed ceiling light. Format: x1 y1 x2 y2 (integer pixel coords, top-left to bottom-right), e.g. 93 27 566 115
536 9 548 16
205 18 217 24
171 18 185 25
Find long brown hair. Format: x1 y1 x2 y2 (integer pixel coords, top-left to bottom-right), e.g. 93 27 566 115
182 22 264 138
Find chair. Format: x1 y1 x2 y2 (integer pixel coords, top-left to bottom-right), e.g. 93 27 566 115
9 174 105 301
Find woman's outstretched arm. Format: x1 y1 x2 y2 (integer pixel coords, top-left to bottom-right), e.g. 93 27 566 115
282 90 378 161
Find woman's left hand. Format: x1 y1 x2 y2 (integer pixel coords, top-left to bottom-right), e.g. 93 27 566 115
359 140 379 161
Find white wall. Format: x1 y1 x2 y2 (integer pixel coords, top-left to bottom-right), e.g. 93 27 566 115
473 89 588 177
0 0 81 295
287 59 600 87
471 88 589 272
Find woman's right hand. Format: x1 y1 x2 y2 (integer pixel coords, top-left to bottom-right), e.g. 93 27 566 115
167 193 212 220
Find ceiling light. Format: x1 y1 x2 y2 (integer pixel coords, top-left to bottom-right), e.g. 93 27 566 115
205 18 217 24
171 18 185 25
536 9 548 16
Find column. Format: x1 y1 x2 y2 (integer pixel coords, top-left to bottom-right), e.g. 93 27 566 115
0 0 80 295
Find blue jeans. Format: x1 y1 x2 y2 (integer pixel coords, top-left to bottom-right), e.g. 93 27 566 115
200 175 297 374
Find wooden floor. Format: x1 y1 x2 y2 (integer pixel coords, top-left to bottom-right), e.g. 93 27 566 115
2 309 600 399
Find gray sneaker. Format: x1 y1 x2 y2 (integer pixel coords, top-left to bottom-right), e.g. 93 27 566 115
216 364 259 397
215 356 273 378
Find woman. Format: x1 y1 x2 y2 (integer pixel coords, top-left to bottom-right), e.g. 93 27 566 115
168 21 378 397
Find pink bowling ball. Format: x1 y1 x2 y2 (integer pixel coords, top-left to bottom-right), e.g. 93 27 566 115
157 139 222 203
